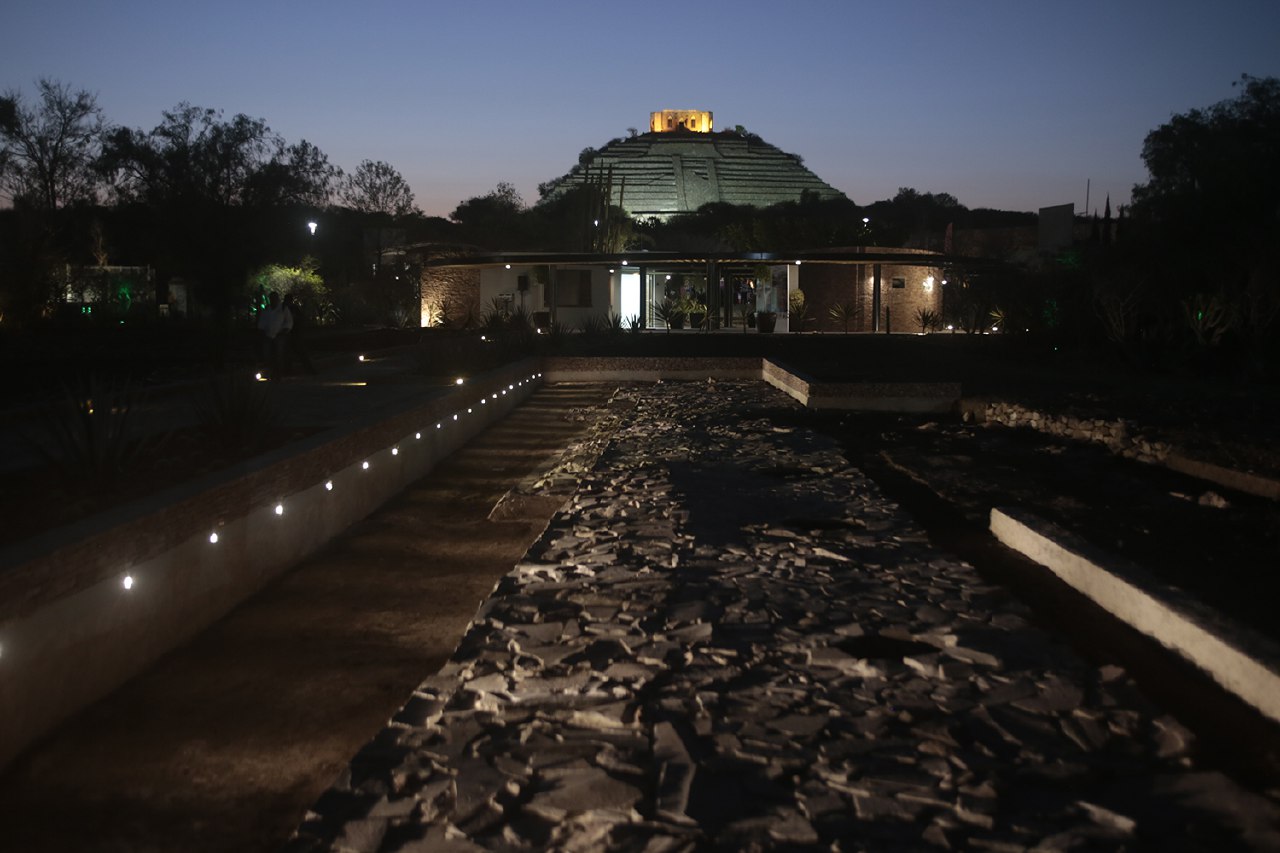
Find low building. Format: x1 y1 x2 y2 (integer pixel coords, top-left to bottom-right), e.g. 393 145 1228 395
417 248 949 334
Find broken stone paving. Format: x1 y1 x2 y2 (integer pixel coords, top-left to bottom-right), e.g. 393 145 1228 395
289 381 1280 852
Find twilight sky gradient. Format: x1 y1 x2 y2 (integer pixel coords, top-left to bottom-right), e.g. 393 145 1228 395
3 1 1278 218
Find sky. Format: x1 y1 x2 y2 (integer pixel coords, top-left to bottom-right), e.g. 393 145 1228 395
3 1 1278 218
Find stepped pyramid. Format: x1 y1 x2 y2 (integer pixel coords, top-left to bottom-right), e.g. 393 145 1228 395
540 110 847 219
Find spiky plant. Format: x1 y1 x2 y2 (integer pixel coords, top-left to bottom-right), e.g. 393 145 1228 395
916 308 942 334
191 372 279 454
828 301 861 333
27 375 155 493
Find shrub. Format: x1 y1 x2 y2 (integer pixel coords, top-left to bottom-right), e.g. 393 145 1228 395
191 372 279 454
27 375 156 492
916 307 942 333
828 301 861 333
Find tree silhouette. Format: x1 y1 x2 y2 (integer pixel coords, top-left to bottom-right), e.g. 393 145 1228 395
0 78 106 209
340 160 417 216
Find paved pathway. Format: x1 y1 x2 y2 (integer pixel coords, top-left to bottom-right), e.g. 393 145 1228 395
290 381 1280 851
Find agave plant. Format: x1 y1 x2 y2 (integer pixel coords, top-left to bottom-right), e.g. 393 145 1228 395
828 301 861 333
27 375 156 492
788 290 809 330
654 298 685 332
916 307 942 334
191 372 279 454
579 313 608 336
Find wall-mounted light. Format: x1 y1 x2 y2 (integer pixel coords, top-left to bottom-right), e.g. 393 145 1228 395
362 461 370 470
275 503 284 516
505 264 511 270
391 447 399 456
923 276 935 293
122 575 135 590
209 532 219 544
325 480 333 491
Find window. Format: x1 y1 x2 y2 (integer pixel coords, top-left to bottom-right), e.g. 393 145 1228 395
542 269 593 307
891 277 906 289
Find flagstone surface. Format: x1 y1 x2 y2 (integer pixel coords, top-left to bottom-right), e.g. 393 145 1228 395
291 381 1280 851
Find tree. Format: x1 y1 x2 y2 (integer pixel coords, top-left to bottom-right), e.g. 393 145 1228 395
450 181 527 246
99 103 281 208
0 78 106 209
97 104 340 338
1130 75 1280 369
247 139 342 208
339 159 417 216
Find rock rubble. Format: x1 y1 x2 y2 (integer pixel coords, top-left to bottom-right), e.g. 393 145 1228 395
290 381 1279 851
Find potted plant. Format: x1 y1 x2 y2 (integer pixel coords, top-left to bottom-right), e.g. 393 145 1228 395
654 298 685 331
683 292 707 330
757 310 778 333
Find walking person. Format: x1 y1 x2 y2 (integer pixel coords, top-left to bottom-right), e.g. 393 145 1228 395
282 292 317 375
256 292 292 380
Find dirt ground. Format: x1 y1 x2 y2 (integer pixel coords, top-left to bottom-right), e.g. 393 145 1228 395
0 383 619 853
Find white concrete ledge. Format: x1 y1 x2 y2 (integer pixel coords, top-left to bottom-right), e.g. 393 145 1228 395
990 506 1280 725
763 359 960 412
1166 453 1280 502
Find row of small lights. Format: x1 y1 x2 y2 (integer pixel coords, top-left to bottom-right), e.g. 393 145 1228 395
0 371 545 662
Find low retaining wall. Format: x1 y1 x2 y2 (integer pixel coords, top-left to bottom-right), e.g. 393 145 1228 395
972 400 1280 501
0 360 544 770
977 401 1172 465
543 356 760 383
545 357 962 414
763 360 961 412
991 507 1280 725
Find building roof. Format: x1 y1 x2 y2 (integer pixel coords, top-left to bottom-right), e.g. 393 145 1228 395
540 129 847 219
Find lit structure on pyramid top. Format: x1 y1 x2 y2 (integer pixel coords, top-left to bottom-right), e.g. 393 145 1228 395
650 109 713 133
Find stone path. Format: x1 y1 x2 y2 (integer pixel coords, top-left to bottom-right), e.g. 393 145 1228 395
290 381 1280 851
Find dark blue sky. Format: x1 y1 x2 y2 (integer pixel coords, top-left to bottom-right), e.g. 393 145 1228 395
3 1 1278 217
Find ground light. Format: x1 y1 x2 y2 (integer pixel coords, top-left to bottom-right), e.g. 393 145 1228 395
37 373 542 664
